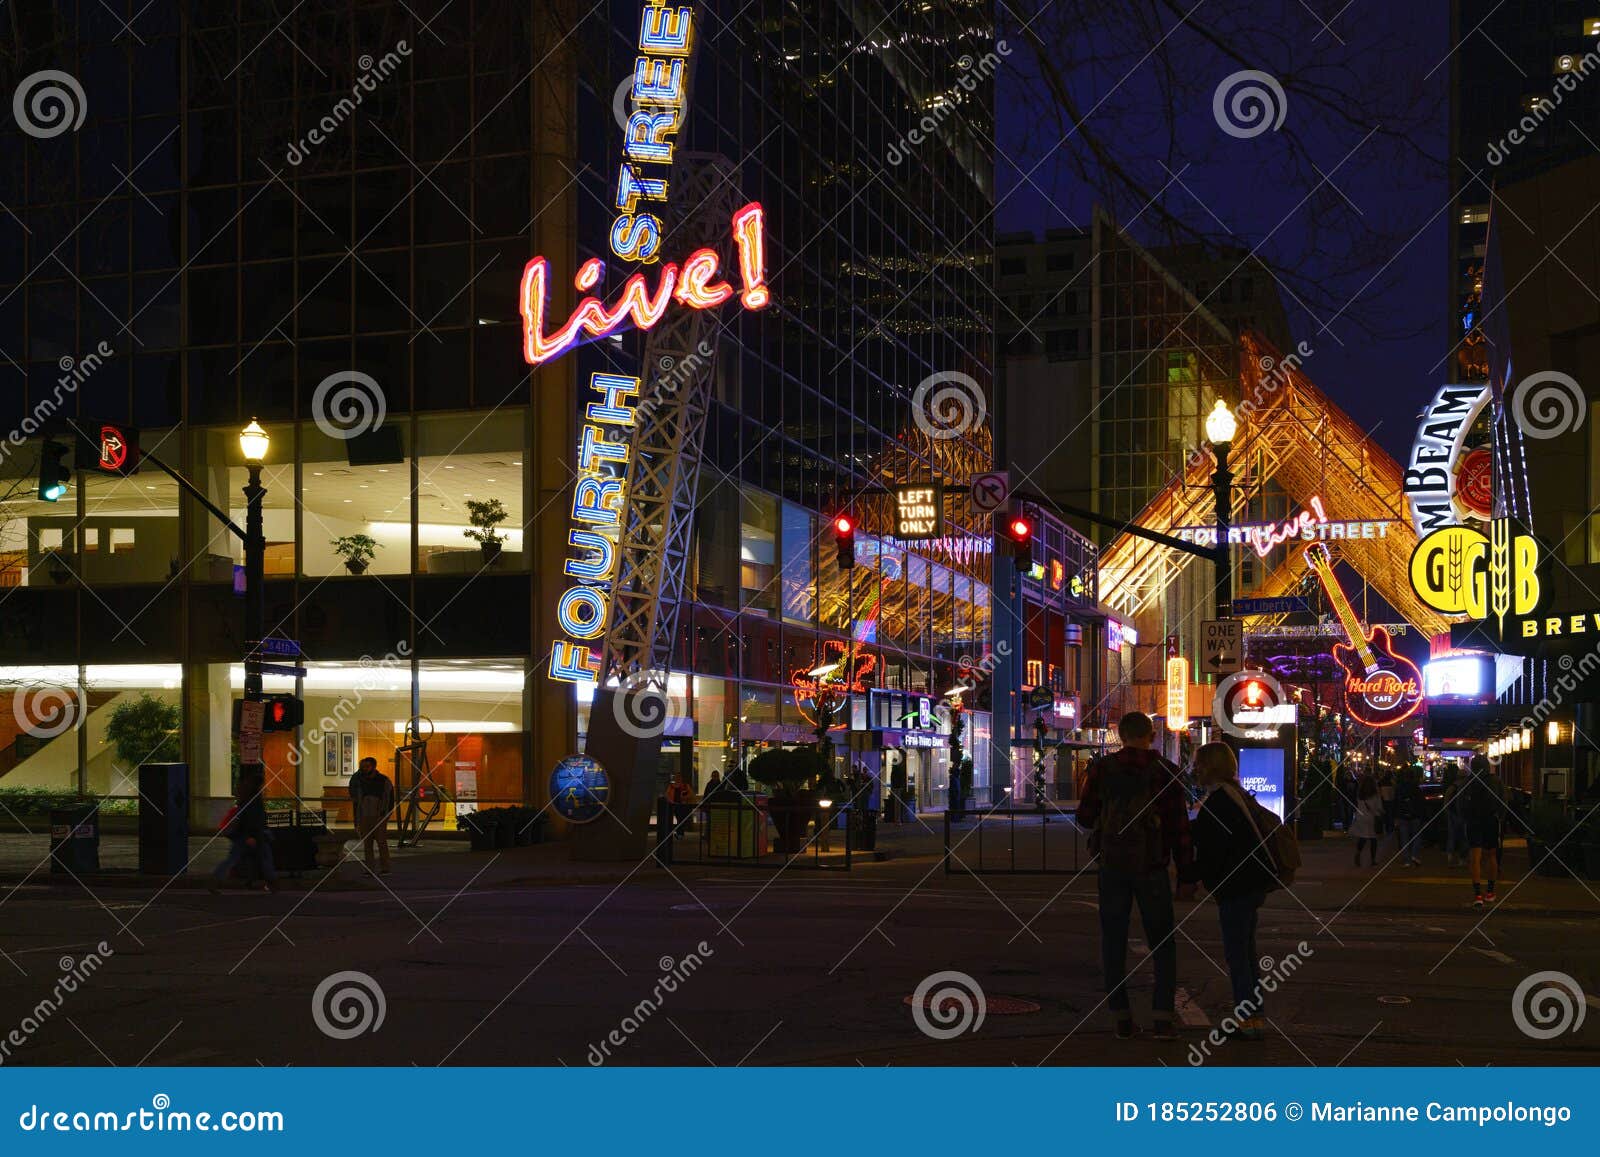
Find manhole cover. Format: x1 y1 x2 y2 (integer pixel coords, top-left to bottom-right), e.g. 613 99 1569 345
903 993 1041 1015
1377 995 1411 1005
670 902 733 912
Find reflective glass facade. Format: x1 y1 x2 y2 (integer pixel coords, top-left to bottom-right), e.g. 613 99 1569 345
0 2 995 811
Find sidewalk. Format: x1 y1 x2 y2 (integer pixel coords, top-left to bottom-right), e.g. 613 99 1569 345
2 819 1596 916
0 831 668 893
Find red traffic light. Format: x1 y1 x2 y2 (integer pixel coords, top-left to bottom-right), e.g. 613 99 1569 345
834 515 854 536
1007 516 1032 541
1244 680 1264 706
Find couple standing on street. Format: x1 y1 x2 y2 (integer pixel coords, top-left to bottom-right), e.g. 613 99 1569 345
1077 711 1282 1043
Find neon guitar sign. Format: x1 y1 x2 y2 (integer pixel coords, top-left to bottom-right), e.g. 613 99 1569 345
1303 543 1423 728
519 202 769 367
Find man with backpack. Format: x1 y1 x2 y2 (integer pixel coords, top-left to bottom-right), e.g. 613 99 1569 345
1076 711 1199 1040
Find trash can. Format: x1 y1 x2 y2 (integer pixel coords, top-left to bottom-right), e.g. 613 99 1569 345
50 805 100 875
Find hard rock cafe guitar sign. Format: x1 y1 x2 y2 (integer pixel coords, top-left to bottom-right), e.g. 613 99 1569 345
1303 544 1423 728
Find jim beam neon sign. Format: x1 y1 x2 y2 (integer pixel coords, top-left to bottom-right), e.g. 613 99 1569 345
1403 385 1492 534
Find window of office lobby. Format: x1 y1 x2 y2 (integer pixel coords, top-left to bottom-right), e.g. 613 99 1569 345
414 411 525 573
187 423 296 580
301 420 410 576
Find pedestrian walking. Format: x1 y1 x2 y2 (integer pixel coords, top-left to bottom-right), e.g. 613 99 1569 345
1377 768 1396 835
1393 765 1426 867
209 769 278 893
1191 742 1278 1042
1442 764 1468 867
1076 711 1198 1041
1464 754 1504 907
664 772 695 840
348 756 395 874
1349 774 1382 867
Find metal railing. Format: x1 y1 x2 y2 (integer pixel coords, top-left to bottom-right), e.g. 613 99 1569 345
654 797 864 871
943 807 1087 875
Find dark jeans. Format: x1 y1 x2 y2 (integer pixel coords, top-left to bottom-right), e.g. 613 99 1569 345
1097 867 1176 1015
1216 891 1265 1016
212 836 276 884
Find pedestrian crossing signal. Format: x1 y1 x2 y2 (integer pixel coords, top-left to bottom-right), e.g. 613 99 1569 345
262 694 303 732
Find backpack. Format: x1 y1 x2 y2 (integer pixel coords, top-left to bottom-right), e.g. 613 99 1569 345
1219 781 1300 888
1089 751 1166 874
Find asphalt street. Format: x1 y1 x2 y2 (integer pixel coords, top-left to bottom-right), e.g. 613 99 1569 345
0 833 1597 1067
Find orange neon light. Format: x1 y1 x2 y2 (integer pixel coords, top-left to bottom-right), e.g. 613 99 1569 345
519 202 768 367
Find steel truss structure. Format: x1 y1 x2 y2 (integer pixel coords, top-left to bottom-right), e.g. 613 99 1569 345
601 154 744 687
1099 332 1451 640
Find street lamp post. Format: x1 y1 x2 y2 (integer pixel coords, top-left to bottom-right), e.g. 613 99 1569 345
1206 399 1237 620
239 419 270 702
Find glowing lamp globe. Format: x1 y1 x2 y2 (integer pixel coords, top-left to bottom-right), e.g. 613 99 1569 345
1205 399 1237 446
239 419 270 463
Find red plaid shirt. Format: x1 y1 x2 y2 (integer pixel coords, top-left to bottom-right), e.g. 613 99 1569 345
1076 747 1198 883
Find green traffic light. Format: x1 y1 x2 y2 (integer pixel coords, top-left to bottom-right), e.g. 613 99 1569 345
42 482 67 502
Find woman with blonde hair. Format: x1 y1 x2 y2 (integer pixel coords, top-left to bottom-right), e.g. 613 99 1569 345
1191 742 1278 1042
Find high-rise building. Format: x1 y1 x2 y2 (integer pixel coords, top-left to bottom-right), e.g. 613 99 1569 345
995 214 1262 541
0 3 997 816
1449 2 1600 383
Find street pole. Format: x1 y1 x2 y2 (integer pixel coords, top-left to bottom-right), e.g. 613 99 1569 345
1211 439 1233 619
243 463 266 700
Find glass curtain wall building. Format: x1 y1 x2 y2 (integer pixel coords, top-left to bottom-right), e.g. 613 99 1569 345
0 2 994 815
589 0 998 807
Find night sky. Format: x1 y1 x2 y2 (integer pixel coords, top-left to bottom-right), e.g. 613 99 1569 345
994 3 1451 465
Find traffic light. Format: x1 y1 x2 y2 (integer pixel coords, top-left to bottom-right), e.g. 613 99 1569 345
1004 508 1033 569
261 694 304 732
1242 679 1266 708
37 441 70 502
833 513 855 570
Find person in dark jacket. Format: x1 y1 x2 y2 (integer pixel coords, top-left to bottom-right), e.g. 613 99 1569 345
209 769 277 893
1191 742 1277 1041
1392 765 1426 867
1077 711 1199 1041
1463 754 1504 907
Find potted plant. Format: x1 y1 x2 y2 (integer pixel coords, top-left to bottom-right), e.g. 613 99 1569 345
749 746 826 855
463 498 509 564
104 693 181 767
457 816 492 851
330 533 381 575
